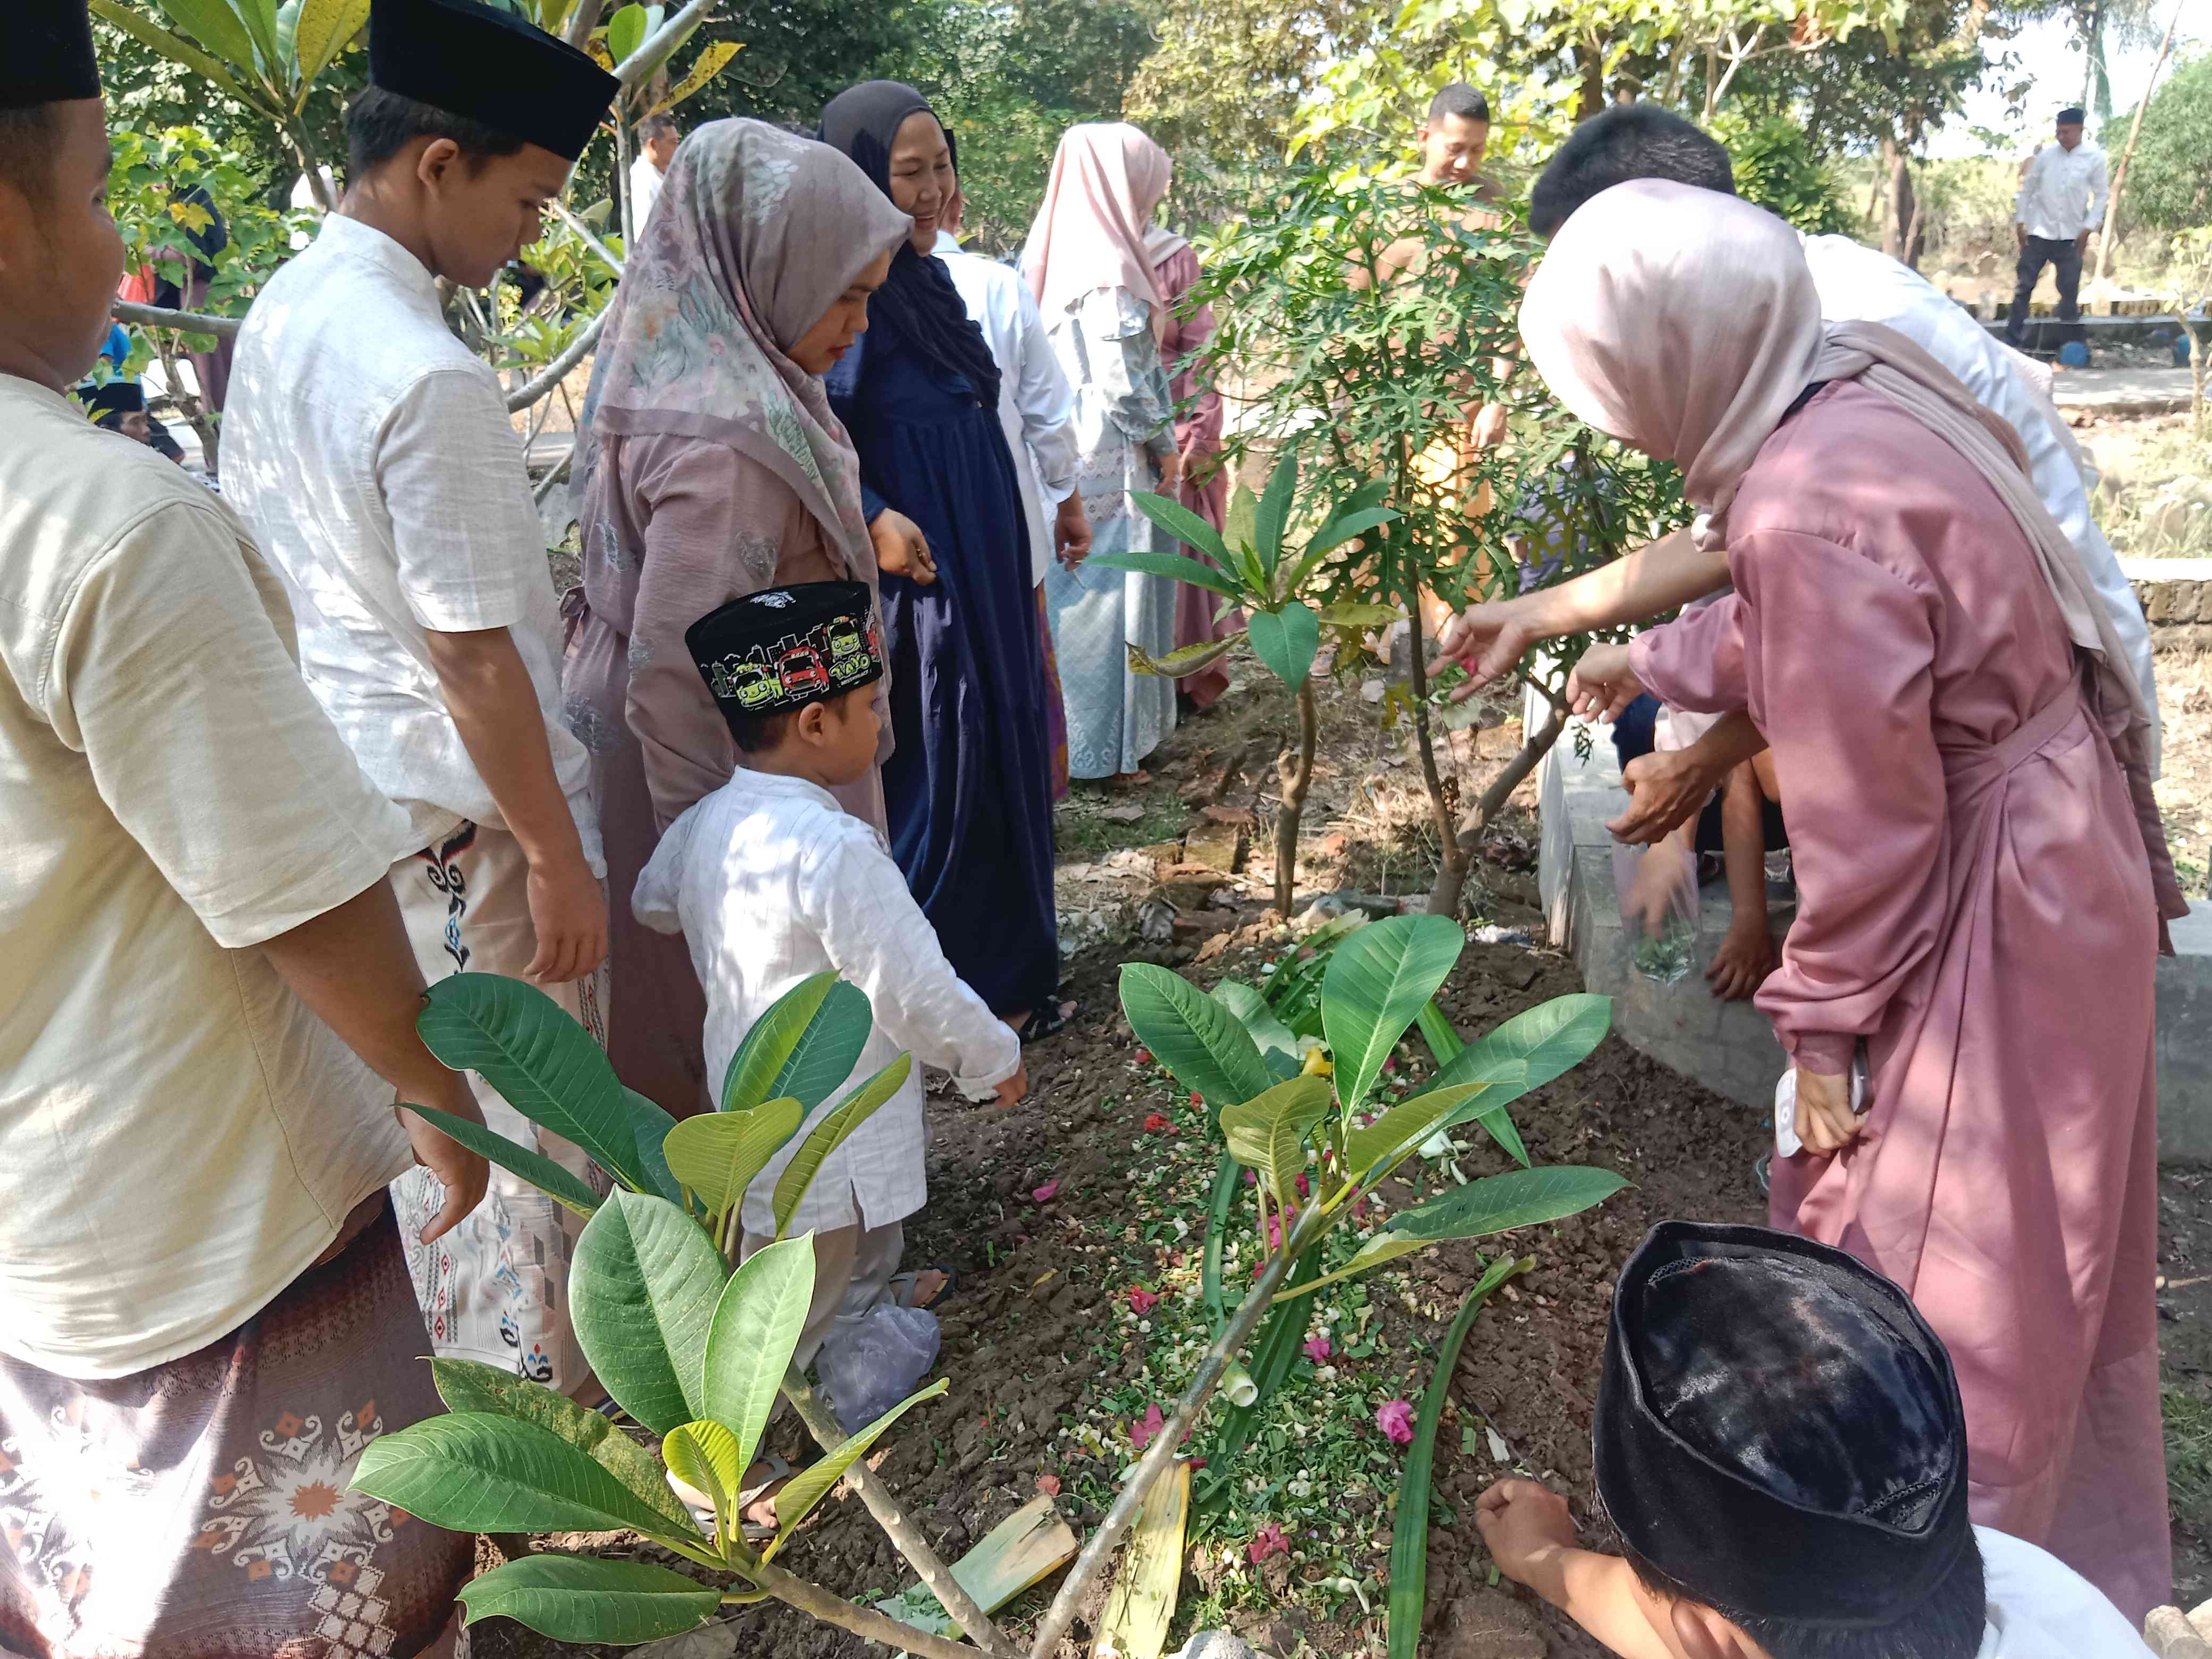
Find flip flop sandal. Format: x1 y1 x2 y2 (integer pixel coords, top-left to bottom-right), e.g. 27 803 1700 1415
887 1266 959 1311
1020 998 1083 1043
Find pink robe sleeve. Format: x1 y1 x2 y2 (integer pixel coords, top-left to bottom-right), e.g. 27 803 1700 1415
1734 531 1953 1075
1629 592 1750 714
625 442 786 830
1155 246 1224 456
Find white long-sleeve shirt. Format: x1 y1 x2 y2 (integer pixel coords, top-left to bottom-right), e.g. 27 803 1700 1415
629 153 668 230
634 768 1021 1237
1799 232 2159 769
933 230 1079 585
2014 139 2108 240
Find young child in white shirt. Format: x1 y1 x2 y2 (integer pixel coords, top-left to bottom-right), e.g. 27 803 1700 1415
635 582 1025 1382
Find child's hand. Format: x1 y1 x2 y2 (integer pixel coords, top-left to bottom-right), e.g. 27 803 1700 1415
991 1061 1029 1112
1475 1480 1578 1587
1706 921 1775 1001
870 509 938 585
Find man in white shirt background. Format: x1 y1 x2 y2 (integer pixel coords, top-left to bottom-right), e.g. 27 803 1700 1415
225 0 617 1401
2006 105 2108 349
630 111 679 230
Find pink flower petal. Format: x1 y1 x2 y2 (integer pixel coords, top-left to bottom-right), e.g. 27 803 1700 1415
1130 1403 1166 1451
1246 1522 1289 1563
1036 1473 1061 1496
1030 1179 1060 1203
1303 1334 1332 1363
1377 1399 1416 1445
1127 1287 1159 1316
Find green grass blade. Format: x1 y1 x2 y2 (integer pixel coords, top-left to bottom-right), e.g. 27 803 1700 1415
1387 1254 1527 1659
1200 1151 1239 1337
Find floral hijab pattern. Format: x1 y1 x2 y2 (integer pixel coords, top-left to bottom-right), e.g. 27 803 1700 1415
574 118 912 571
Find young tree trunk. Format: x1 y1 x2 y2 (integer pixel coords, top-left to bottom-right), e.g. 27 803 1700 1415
2093 0 2184 286
1426 684 1566 918
152 330 219 473
1272 680 1319 918
2186 315 2208 437
1403 590 1468 915
1881 138 1917 266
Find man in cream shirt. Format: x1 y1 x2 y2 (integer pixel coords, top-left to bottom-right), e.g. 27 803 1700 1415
0 6 487 1652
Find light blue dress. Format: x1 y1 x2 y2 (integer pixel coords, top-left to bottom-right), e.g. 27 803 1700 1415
1043 285 1179 778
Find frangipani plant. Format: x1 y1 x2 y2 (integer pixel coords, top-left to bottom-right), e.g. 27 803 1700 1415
348 973 1016 1657
1088 448 1401 915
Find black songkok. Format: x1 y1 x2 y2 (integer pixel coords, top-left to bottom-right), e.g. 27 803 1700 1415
5 2 100 110
686 582 885 721
82 379 146 418
369 0 617 162
1594 1222 1973 1629
2057 106 2087 126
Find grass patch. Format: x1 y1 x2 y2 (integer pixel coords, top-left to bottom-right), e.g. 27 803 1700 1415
2097 420 2212 560
2169 1384 2212 1540
1054 792 1193 859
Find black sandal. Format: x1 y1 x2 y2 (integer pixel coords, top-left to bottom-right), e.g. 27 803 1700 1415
1019 998 1081 1042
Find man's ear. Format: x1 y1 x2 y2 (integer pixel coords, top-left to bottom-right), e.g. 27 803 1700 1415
1669 1599 1763 1659
415 136 464 191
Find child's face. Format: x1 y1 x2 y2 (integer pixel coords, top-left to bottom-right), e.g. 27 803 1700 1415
802 685 881 785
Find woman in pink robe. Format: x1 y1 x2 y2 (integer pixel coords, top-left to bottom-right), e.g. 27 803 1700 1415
1521 182 2186 1621
1149 228 1239 709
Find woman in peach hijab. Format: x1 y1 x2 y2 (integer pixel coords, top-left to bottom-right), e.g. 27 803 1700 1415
1528 180 2184 1621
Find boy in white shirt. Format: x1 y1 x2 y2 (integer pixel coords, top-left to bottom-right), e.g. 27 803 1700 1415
636 582 1026 1372
1474 1222 2154 1659
224 0 618 1396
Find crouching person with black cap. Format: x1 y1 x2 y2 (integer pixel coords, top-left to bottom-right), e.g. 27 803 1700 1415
1474 1223 2152 1659
224 0 621 1398
633 585 1024 1504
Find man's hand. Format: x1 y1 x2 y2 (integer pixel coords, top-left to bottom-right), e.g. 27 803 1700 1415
870 508 938 585
2015 223 2027 250
1475 1480 1578 1588
1436 599 1537 692
1154 448 1183 495
1469 401 1509 450
399 1097 491 1244
1054 496 1093 571
2076 229 2092 255
1707 922 1775 1001
1792 1066 1863 1154
1611 747 1722 845
524 854 608 984
991 1060 1030 1112
1564 642 1643 722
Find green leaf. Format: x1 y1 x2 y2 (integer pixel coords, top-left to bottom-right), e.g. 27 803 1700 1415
1119 962 1274 1116
1200 1151 1238 1336
429 1358 694 1536
1342 1081 1494 1183
1223 482 1260 566
1085 542 1242 600
1217 1075 1331 1202
1387 1166 1630 1244
721 972 873 1115
148 0 263 73
291 0 368 91
663 1417 743 1535
763 1378 949 1560
1246 601 1320 690
572 1190 729 1437
1209 981 1298 1068
1253 449 1300 576
1287 506 1402 590
772 1054 911 1238
417 974 650 1194
1427 994 1612 1162
624 1088 692 1210
457 1555 719 1645
1321 915 1465 1112
605 0 649 61
405 1105 602 1220
1389 1255 1522 1659
350 1413 697 1539
90 0 272 113
1125 491 1233 569
664 1098 803 1218
1129 633 1244 680
703 1235 815 1472
1314 602 1402 627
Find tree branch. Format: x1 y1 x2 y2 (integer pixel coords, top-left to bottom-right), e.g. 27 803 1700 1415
779 1371 1020 1659
504 306 608 413
749 1559 996 1659
1023 1222 1304 1659
617 0 718 91
113 299 238 338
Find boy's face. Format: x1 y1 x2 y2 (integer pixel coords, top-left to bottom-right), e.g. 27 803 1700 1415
0 99 126 392
411 139 575 289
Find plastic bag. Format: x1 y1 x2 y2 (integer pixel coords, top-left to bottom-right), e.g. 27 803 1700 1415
1613 837 1699 985
816 1303 941 1434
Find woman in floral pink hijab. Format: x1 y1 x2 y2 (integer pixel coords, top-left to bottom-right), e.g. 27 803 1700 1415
1522 180 2182 1620
563 118 911 1116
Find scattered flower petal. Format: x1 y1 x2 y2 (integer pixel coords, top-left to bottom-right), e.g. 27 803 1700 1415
1127 1286 1159 1315
1030 1179 1060 1203
1130 1403 1166 1451
1142 1112 1172 1133
1189 1091 1204 1109
1294 1171 1310 1199
1135 1048 1153 1067
1377 1400 1416 1445
1303 1333 1333 1363
1247 1523 1290 1564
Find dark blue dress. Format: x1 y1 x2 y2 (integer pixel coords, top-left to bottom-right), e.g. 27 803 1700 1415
827 313 1060 1016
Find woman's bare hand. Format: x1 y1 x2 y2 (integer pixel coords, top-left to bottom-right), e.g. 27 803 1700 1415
870 509 937 585
1792 1067 1863 1154
1564 643 1643 722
